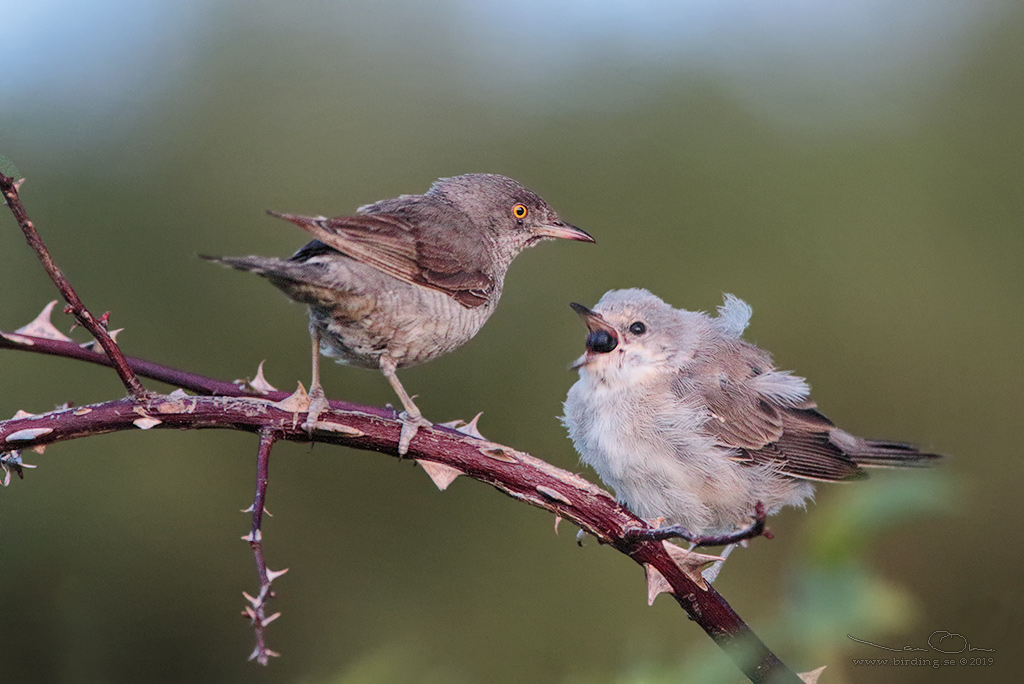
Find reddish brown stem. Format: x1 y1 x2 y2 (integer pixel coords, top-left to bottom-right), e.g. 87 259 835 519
243 429 284 665
0 329 395 419
0 171 147 398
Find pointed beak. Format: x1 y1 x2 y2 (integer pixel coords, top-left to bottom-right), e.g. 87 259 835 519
534 220 595 243
570 303 614 334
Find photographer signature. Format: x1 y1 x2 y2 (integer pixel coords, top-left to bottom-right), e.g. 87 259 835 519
848 631 994 654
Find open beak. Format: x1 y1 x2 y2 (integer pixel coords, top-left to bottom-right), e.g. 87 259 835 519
534 221 595 243
569 303 618 368
570 303 615 334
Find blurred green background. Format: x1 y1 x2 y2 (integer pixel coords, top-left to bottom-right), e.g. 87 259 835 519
2 2 1021 683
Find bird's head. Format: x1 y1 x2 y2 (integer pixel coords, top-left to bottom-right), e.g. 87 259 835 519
569 289 712 385
430 174 593 254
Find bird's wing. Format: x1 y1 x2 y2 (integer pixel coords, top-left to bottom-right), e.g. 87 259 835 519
275 210 495 308
673 348 866 482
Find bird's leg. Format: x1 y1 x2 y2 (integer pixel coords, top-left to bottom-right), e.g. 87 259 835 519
301 327 328 432
701 543 737 583
379 355 432 456
622 502 770 546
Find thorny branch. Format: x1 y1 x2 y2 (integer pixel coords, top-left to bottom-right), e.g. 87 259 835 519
0 171 147 398
0 170 803 684
241 429 287 666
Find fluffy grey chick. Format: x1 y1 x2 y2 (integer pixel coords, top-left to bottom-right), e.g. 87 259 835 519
207 174 592 453
563 288 940 541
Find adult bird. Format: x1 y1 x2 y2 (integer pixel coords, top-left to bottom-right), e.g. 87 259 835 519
208 174 593 453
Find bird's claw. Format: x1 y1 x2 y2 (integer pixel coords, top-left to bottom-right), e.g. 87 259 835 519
624 504 769 547
301 386 328 433
397 412 433 456
622 524 696 544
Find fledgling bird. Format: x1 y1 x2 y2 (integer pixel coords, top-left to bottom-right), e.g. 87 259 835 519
562 289 940 551
207 174 592 453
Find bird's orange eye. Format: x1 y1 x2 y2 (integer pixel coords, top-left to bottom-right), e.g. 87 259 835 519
512 204 528 219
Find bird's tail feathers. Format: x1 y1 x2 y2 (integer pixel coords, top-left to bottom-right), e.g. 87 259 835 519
201 254 344 306
847 438 942 468
200 254 283 275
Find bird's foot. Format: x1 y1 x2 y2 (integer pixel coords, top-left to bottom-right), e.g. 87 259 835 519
301 385 329 434
623 503 770 547
397 412 433 457
623 524 698 544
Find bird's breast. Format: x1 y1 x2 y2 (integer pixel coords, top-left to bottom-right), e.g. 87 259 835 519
564 375 664 485
309 259 497 369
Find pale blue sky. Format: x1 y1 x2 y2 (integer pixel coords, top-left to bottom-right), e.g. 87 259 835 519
0 0 996 129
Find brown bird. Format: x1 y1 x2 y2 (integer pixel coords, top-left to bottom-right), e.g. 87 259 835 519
207 174 592 453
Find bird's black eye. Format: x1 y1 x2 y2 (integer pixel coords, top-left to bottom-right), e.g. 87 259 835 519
629 321 646 335
512 203 528 220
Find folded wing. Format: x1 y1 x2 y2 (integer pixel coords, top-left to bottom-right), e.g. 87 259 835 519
673 343 940 482
271 208 495 308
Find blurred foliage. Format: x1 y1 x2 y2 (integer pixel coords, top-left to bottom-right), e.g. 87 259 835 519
2 2 1021 683
548 473 953 684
